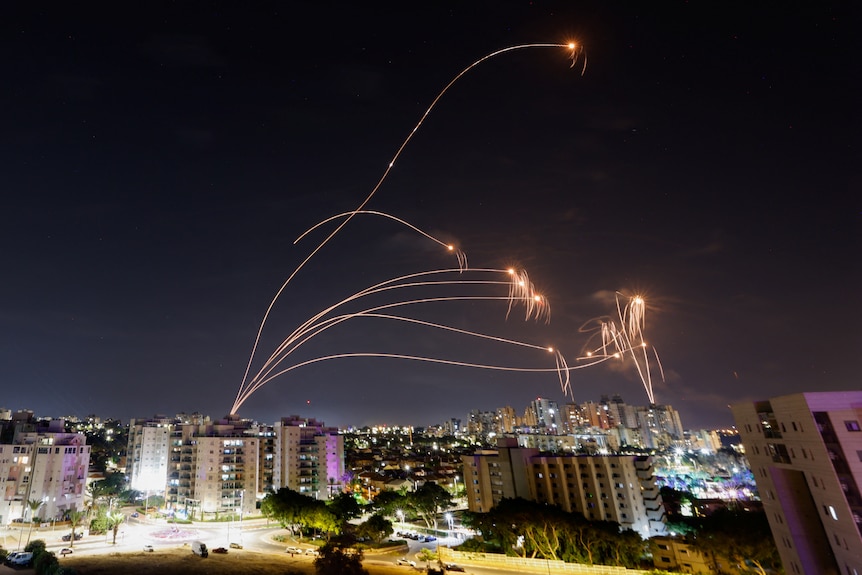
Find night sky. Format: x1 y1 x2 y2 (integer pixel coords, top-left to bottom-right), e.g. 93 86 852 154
1 2 858 430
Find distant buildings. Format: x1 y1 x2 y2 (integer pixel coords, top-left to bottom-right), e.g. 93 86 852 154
456 394 696 454
461 437 666 538
0 411 90 522
732 391 862 575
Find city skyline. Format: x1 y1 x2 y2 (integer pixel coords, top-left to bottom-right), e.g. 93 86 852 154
1 3 857 430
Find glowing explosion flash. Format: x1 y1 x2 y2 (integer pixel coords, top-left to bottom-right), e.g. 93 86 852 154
236 42 580 408
576 293 663 405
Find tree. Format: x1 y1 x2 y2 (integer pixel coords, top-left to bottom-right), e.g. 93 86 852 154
107 511 125 545
687 509 781 575
262 487 314 535
355 513 393 544
368 489 407 519
67 510 85 549
314 537 368 575
405 482 453 529
25 499 43 546
463 497 646 568
328 492 361 524
33 549 59 575
262 487 341 538
417 547 438 568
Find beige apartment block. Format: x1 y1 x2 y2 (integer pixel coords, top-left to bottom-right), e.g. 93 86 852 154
732 391 862 575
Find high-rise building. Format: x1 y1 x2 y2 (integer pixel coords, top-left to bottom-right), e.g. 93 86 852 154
528 397 560 434
496 406 517 434
562 402 584 433
732 391 862 575
272 416 344 500
635 404 684 449
0 416 90 522
127 417 172 492
163 415 258 519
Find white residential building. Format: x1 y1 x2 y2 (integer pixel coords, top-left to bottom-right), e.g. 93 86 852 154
0 418 90 523
127 417 172 492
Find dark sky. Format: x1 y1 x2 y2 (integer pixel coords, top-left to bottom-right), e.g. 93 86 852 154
1 2 858 430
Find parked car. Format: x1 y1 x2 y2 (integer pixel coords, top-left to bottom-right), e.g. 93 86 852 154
130 512 139 518
212 547 228 554
61 533 83 541
397 557 417 567
229 542 243 549
424 535 437 542
8 552 33 567
143 545 154 552
305 548 319 556
60 548 73 556
444 564 466 572
285 546 303 554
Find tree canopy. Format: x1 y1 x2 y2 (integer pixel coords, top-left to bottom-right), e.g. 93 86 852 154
463 497 646 568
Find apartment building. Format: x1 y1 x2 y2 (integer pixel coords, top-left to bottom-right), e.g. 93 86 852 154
272 416 344 500
732 391 862 575
461 437 665 536
165 415 259 519
127 417 172 492
0 416 90 522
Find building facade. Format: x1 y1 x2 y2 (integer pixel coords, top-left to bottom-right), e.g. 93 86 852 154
0 417 90 523
272 416 344 500
732 391 862 575
127 417 172 493
461 437 666 537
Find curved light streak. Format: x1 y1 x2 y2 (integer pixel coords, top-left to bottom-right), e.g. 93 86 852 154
237 43 580 405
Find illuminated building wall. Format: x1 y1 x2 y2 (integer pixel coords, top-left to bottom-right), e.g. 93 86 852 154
732 392 862 575
461 438 536 513
496 406 517 434
462 438 666 537
531 397 560 434
528 454 666 537
127 418 171 492
164 416 259 518
0 421 90 522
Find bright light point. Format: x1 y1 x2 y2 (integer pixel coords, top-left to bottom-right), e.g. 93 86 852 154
641 342 647 347
447 245 454 251
507 268 515 275
633 296 644 305
534 295 541 302
546 347 554 353
613 353 620 358
518 281 524 286
568 43 575 49
586 351 593 357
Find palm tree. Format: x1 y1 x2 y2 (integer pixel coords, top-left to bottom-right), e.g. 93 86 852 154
108 511 125 545
67 510 85 549
24 499 43 546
